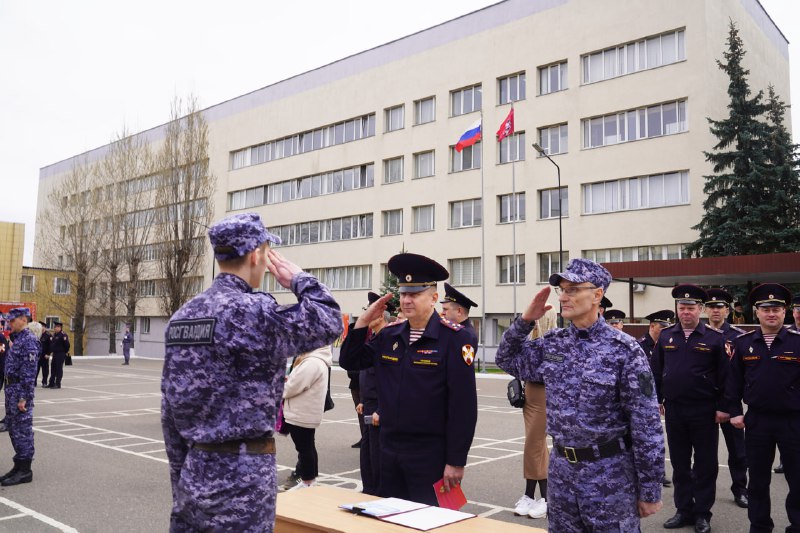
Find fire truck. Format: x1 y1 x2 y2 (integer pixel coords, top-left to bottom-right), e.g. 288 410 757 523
0 302 37 339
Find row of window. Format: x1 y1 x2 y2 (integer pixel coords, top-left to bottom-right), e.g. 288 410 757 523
88 277 203 300
269 214 373 246
230 113 377 170
262 265 372 292
229 27 686 171
20 275 72 295
101 317 152 334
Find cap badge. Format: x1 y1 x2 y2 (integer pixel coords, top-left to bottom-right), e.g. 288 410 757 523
684 293 690 298
769 294 774 299
405 275 412 282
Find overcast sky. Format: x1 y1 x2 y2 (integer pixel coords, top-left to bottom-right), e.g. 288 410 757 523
1 0 797 266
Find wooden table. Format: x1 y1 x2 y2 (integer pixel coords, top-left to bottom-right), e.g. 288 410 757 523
276 485 544 532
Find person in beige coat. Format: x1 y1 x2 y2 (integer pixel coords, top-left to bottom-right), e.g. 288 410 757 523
283 345 332 489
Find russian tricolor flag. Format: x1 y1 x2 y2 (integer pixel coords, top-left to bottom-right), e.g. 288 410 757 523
455 119 482 152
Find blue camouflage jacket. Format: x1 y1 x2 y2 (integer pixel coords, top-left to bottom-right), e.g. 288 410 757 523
6 328 40 403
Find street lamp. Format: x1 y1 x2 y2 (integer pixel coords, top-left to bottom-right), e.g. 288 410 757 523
532 143 564 327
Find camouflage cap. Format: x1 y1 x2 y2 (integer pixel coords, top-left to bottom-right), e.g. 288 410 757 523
549 258 611 292
7 308 31 321
208 213 281 261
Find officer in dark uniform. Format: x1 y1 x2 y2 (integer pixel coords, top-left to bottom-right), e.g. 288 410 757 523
46 322 69 389
638 309 675 488
37 322 52 388
121 325 133 365
599 297 613 315
339 253 478 506
791 295 800 331
705 288 748 508
654 284 728 533
725 284 800 533
440 282 477 334
603 309 626 330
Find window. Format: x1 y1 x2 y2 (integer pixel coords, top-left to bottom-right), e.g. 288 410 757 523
414 151 435 179
539 187 569 219
54 277 70 295
306 265 372 291
383 157 404 184
70 317 78 332
384 104 404 132
140 317 151 334
271 214 373 246
449 258 481 286
582 171 689 214
582 100 687 148
138 279 157 297
230 112 375 170
450 199 482 229
584 244 690 263
498 132 525 164
581 29 686 84
451 143 481 172
382 209 403 236
412 205 435 233
414 96 435 125
499 193 526 223
20 275 35 293
499 255 526 284
498 72 526 104
45 316 59 330
538 252 568 283
537 124 568 155
451 84 482 116
538 61 568 95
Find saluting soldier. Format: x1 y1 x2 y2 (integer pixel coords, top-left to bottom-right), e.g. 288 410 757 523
725 284 800 533
603 309 626 331
497 258 664 531
705 288 748 508
638 309 675 488
339 253 478 506
654 285 728 533
440 282 478 335
161 213 342 531
0 308 40 486
46 322 69 389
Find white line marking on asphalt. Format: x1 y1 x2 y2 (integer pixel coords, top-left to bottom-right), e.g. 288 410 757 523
0 513 26 521
0 497 79 532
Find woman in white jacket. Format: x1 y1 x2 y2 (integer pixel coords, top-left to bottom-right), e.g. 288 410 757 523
282 345 332 489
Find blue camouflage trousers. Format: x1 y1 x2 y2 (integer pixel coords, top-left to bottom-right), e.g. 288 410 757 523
4 386 34 461
548 448 640 532
170 448 276 532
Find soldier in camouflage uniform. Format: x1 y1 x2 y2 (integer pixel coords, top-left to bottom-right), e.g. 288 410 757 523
161 213 342 532
1 308 40 486
496 258 664 531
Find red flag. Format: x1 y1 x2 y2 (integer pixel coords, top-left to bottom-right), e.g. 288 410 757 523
496 108 514 142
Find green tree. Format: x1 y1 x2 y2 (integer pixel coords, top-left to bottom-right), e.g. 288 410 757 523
762 84 800 250
379 270 400 313
687 21 772 257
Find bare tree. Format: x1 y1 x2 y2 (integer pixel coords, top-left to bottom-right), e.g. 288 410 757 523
155 95 216 317
97 127 156 352
36 156 104 355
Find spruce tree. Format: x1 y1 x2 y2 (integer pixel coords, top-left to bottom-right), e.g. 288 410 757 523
762 85 800 251
687 21 770 257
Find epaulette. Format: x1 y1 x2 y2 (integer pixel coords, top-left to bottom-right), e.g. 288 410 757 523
439 316 463 331
788 329 800 336
543 328 567 339
637 336 646 343
730 325 746 334
736 329 755 338
706 325 723 334
384 320 405 328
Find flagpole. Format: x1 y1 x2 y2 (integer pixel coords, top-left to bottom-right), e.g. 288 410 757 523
479 110 486 374
510 104 517 317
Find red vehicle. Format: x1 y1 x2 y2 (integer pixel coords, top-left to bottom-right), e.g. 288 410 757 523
0 302 36 339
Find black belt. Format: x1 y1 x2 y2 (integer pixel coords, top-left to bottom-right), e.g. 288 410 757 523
4 377 19 385
555 434 632 463
193 436 276 455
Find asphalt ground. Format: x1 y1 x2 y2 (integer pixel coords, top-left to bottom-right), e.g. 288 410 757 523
0 357 789 532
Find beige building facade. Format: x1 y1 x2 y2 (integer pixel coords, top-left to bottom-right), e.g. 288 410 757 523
35 0 791 356
0 222 25 302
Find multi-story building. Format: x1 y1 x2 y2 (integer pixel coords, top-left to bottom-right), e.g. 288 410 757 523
35 0 791 357
0 222 25 302
20 266 78 341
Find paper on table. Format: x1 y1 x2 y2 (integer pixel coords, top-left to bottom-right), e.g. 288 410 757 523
432 479 468 510
381 506 475 531
339 497 428 517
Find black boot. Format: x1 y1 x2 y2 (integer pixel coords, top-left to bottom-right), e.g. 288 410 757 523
2 460 32 486
0 461 18 482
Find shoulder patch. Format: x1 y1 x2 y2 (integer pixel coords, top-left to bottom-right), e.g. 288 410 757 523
439 316 463 331
638 372 655 397
165 318 217 346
